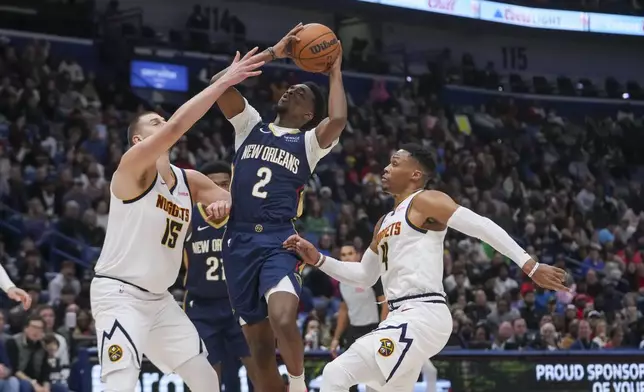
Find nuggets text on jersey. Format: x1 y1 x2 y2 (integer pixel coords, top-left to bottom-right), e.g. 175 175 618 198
156 194 190 223
239 144 300 175
376 221 402 245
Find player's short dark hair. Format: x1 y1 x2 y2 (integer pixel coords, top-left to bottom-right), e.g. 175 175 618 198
303 82 326 130
127 111 156 147
340 242 357 250
199 160 232 176
26 314 44 327
399 143 436 188
43 334 59 346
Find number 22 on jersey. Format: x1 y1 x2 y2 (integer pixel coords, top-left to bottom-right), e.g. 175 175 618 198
206 257 226 281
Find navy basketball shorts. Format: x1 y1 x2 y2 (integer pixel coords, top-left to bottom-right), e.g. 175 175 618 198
184 294 250 364
222 222 304 326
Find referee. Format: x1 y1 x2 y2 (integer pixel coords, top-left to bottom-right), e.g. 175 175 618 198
330 244 388 392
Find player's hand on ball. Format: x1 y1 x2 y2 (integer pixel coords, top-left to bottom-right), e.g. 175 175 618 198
283 235 320 265
326 42 343 75
528 262 570 292
273 22 304 59
220 47 265 87
205 200 231 221
7 287 32 310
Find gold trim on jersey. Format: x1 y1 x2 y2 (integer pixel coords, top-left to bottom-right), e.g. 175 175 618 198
197 203 229 229
182 249 189 286
268 123 301 135
295 187 305 219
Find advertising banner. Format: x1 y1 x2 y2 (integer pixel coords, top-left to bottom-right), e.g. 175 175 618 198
359 0 644 36
435 351 644 392
478 1 587 31
358 0 480 18
130 61 189 92
588 13 644 36
78 348 644 392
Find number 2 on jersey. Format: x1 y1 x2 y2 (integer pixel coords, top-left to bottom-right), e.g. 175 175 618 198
161 218 183 248
206 257 226 281
252 167 272 199
380 242 389 271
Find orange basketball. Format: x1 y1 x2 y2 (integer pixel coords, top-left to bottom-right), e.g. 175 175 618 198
292 23 340 73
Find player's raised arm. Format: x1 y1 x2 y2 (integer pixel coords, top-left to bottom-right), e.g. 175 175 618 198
117 49 264 179
210 23 304 120
412 190 570 292
313 49 347 149
283 216 385 288
184 169 231 220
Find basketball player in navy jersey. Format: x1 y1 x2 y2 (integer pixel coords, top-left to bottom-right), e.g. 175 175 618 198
209 24 347 392
183 160 260 391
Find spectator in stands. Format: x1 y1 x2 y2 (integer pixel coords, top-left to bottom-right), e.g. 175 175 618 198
491 321 516 350
591 319 608 348
34 307 68 367
17 251 45 289
0 314 11 343
505 318 530 349
486 298 520 330
46 262 79 307
530 322 559 351
0 330 18 392
559 319 579 349
6 315 54 392
569 320 600 350
42 335 67 390
519 288 540 330
78 210 104 248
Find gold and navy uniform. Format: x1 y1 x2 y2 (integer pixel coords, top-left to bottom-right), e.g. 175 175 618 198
183 203 249 363
222 99 337 325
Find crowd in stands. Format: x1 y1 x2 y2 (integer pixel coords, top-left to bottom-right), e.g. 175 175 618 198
0 13 644 391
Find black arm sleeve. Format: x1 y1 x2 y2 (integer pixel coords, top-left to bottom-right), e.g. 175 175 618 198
371 278 385 298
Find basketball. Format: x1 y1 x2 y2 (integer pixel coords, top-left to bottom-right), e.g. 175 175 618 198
292 23 341 73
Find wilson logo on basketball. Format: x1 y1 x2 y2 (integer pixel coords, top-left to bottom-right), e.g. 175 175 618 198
309 38 338 55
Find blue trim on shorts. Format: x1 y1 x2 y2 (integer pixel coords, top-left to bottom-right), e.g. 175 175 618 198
372 323 413 383
100 319 141 367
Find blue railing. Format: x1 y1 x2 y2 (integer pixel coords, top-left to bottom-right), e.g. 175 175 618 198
0 203 97 270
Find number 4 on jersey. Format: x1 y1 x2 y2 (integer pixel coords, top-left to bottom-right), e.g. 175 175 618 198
380 242 389 271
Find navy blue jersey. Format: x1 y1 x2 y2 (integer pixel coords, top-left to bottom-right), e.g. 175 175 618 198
228 101 337 225
183 203 228 299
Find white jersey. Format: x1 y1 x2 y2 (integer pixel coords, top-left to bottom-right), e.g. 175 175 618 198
95 165 192 294
375 190 446 302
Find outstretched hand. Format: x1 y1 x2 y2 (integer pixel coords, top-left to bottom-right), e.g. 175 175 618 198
7 287 31 310
529 262 570 292
283 235 320 265
273 23 304 59
219 47 265 87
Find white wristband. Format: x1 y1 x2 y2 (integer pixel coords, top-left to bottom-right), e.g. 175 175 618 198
314 253 325 267
528 262 540 278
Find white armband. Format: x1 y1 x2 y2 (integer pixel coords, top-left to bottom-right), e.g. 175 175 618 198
0 265 15 293
447 207 531 268
318 248 381 288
